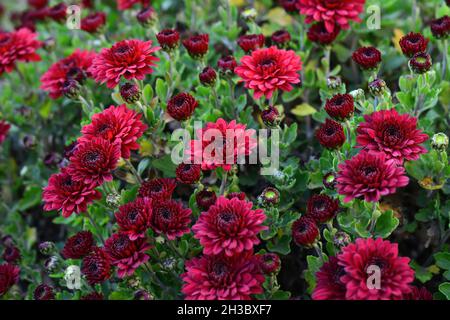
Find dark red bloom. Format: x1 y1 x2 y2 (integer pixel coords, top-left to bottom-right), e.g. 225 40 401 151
176 163 201 184
312 256 346 300
271 30 291 47
336 151 409 203
261 106 281 127
79 104 147 159
81 247 111 285
195 190 217 210
81 292 104 300
356 108 428 164
237 34 265 53
325 94 354 121
315 119 346 149
193 196 267 257
81 12 106 34
151 200 192 240
138 178 177 201
404 286 433 300
120 82 141 104
90 39 160 88
0 263 20 296
34 284 55 300
28 0 48 9
47 3 67 22
182 34 209 58
306 194 339 223
61 231 94 259
292 216 319 247
352 46 382 70
117 0 149 10
182 253 264 300
258 253 281 274
410 52 432 74
43 169 102 218
167 92 198 121
136 7 156 26
2 246 20 263
67 138 121 186
399 32 429 57
199 66 217 86
307 22 340 45
338 238 414 300
104 233 151 278
430 15 450 39
226 192 246 200
217 56 237 75
279 0 297 13
156 29 180 51
0 120 11 144
115 197 153 241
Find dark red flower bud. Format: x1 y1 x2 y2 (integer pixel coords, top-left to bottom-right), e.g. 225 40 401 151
138 178 177 201
237 34 265 53
315 119 346 150
61 231 94 259
81 12 106 34
261 106 281 127
306 194 339 223
258 187 280 206
34 284 55 300
195 190 217 210
292 216 319 247
47 3 67 22
352 46 382 70
399 32 428 57
81 247 111 285
271 30 291 47
134 289 152 300
258 253 281 274
167 92 198 121
307 22 340 46
2 246 20 263
156 29 180 51
176 163 202 184
323 172 337 189
182 34 209 58
38 241 56 255
217 55 237 74
226 192 246 200
136 7 157 27
81 292 104 300
430 15 450 39
61 79 81 99
368 78 387 96
120 82 141 104
199 66 217 86
279 0 297 13
410 52 432 74
325 93 354 121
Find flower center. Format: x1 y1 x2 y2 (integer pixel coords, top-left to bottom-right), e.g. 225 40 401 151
114 45 131 55
83 151 101 164
313 199 327 212
361 165 377 178
325 127 336 136
383 124 403 145
158 208 173 221
217 211 237 227
211 262 228 281
127 209 139 222
260 58 276 68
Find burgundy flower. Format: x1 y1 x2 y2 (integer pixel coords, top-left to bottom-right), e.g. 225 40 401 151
296 0 365 32
312 256 346 300
34 284 55 300
0 263 19 296
410 52 432 74
81 12 106 34
81 292 104 300
47 3 67 22
315 119 346 150
67 138 121 186
138 178 177 201
182 252 264 300
237 34 265 53
156 29 180 51
79 104 147 159
258 253 281 274
306 194 339 223
136 7 156 26
217 55 237 74
104 233 151 278
40 49 96 99
0 28 41 75
404 286 433 300
352 46 382 70
61 231 94 259
307 22 340 45
81 247 111 285
325 94 354 121
43 169 102 218
28 0 48 9
117 0 149 10
261 106 281 127
337 151 409 203
193 196 267 257
167 92 199 121
115 197 153 241
176 163 201 184
338 238 414 300
235 46 302 99
195 190 217 210
90 39 160 88
279 0 298 13
271 30 291 47
356 108 429 164
2 246 20 263
399 32 428 57
151 200 192 240
199 66 217 86
292 216 319 247
430 15 450 39
226 192 246 201
120 82 141 104
0 120 11 144
182 34 209 58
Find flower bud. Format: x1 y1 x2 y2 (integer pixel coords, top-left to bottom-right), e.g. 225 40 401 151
127 276 141 289
258 253 281 274
106 192 121 208
409 52 432 74
1 235 14 247
62 79 81 99
431 133 449 152
333 231 351 249
162 257 177 270
258 187 280 206
136 7 157 27
261 106 281 128
430 16 450 39
349 88 365 102
271 30 291 48
44 256 60 273
2 245 21 263
23 135 37 149
156 29 180 52
368 78 387 97
217 55 237 75
39 241 56 255
134 290 153 300
327 76 342 90
120 82 141 104
44 152 62 168
195 190 217 210
199 67 217 86
323 172 337 189
242 8 257 22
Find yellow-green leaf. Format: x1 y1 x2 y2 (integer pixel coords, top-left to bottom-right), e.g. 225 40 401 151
291 103 317 117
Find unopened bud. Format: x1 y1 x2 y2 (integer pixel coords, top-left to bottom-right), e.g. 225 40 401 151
431 133 449 152
39 241 56 255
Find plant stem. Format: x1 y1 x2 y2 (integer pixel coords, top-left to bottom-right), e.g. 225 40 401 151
313 243 324 263
442 39 448 80
219 172 228 195
368 202 378 235
124 158 143 184
164 236 184 259
344 119 352 146
324 47 331 77
83 212 105 245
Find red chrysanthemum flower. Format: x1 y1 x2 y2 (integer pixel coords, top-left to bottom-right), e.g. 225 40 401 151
271 30 291 47
43 169 102 218
199 66 217 86
325 94 355 121
399 32 429 58
61 231 94 259
237 34 265 53
337 151 409 203
81 292 104 300
67 138 121 186
0 263 20 296
47 3 67 22
115 197 153 241
352 46 382 70
307 21 340 45
182 34 209 58
192 196 267 257
138 178 177 201
0 28 41 75
226 192 246 201
176 163 202 184
81 12 106 34
404 286 433 300
151 199 192 240
2 246 20 264
338 238 414 300
306 194 339 223
34 284 55 300
81 247 111 285
90 39 160 88
188 118 258 171
40 49 96 99
356 109 428 164
116 0 149 10
257 253 281 274
156 29 180 51
235 46 301 100
292 216 319 247
217 55 237 74
181 252 264 300
167 92 199 121
79 104 147 159
410 52 432 74
296 0 365 32
430 15 450 39
315 119 346 149
195 190 217 210
312 256 347 300
104 233 151 278
0 120 11 145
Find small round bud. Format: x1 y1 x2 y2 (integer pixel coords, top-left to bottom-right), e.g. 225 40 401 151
327 76 342 90
136 7 157 27
323 172 337 189
333 231 351 249
431 133 449 152
106 192 121 208
127 276 141 289
272 169 286 184
120 82 141 104
134 290 153 300
162 257 177 270
62 79 81 99
409 52 432 74
271 30 291 48
199 66 217 86
368 78 387 97
242 8 257 22
44 152 62 168
261 106 281 128
349 88 365 102
39 241 56 255
23 135 36 149
258 187 280 206
1 235 14 247
44 256 60 273
217 55 237 75
156 29 180 52
258 253 281 274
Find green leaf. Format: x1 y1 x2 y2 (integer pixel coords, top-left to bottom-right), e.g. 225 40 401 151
291 103 317 117
435 252 450 270
267 234 292 255
374 210 399 238
155 78 168 102
439 282 450 300
18 185 42 211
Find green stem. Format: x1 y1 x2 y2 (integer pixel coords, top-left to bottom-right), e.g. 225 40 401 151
442 39 448 80
313 243 324 263
219 172 228 195
125 158 143 184
368 202 378 235
83 212 105 245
